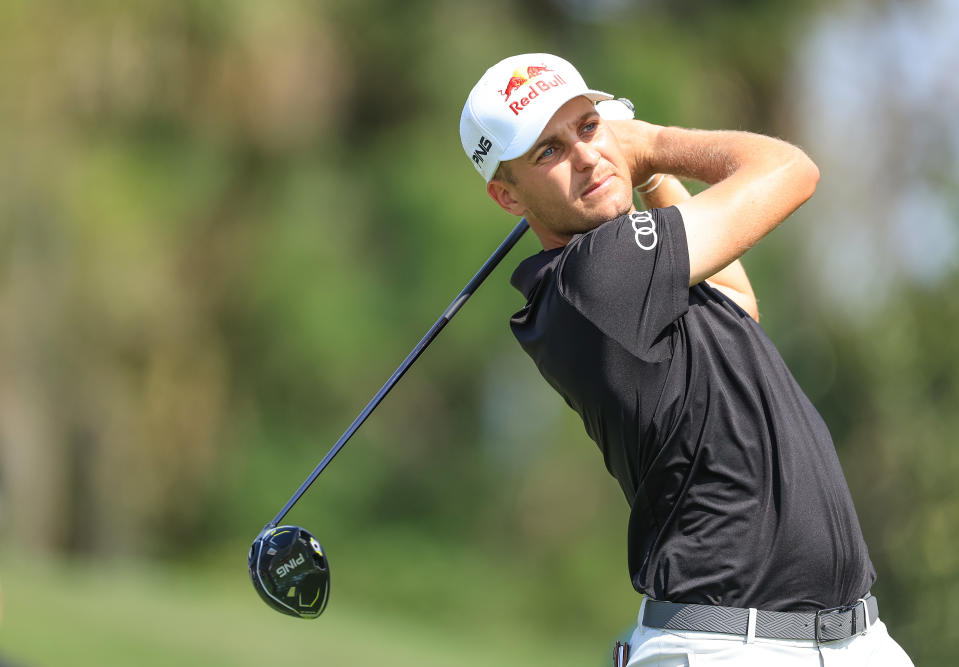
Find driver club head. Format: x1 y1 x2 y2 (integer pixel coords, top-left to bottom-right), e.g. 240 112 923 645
248 525 330 619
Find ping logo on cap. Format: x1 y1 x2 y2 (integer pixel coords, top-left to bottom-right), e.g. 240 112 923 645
472 136 493 165
498 64 568 116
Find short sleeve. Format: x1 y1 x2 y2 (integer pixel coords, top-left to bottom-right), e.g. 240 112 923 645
555 206 690 360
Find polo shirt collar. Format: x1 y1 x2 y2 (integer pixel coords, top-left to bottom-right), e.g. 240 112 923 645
510 247 564 300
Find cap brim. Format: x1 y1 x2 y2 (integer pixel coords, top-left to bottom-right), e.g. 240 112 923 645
499 89 615 163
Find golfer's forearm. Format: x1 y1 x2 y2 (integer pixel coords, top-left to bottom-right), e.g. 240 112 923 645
647 125 820 225
643 126 746 184
615 120 817 200
644 126 806 184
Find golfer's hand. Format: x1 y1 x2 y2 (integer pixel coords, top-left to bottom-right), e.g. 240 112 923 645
605 118 663 187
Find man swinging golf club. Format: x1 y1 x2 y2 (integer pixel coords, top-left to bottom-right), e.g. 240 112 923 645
461 53 913 665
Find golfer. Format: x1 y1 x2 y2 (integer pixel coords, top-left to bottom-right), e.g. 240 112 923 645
460 53 913 665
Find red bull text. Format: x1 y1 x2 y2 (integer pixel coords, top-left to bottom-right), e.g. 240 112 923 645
506 73 567 116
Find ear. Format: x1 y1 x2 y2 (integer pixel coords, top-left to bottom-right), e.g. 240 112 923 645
486 179 526 217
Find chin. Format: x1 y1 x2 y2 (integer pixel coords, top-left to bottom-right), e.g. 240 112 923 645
536 195 632 238
587 199 632 225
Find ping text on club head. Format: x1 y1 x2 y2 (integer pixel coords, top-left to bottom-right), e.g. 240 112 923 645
276 553 306 577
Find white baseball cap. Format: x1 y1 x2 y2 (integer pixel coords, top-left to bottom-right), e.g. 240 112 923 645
460 53 614 182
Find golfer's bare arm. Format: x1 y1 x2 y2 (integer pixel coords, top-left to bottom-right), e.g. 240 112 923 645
637 174 759 321
610 120 819 298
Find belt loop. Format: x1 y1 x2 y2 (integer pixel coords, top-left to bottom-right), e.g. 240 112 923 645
746 608 757 644
857 598 871 634
638 596 649 636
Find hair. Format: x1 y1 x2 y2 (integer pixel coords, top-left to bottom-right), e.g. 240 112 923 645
492 161 515 184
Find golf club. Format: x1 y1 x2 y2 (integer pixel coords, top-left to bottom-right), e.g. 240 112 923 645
249 217 530 618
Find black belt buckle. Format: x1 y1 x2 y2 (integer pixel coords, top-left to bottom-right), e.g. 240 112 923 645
814 600 863 645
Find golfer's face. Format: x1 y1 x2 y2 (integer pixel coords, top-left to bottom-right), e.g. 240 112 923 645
507 96 634 241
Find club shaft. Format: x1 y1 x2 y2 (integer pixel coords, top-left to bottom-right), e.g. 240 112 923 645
267 218 529 528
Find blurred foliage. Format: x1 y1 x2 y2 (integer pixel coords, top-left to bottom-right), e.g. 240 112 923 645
0 0 956 664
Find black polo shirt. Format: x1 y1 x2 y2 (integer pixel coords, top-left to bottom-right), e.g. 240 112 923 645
509 206 876 612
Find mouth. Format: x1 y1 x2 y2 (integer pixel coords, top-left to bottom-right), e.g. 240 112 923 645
581 174 613 198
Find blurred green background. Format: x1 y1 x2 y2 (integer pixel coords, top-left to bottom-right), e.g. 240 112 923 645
1 0 957 664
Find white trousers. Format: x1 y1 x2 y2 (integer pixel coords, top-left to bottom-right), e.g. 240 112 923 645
625 597 914 666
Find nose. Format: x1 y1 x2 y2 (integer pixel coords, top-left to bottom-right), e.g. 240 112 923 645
569 140 600 170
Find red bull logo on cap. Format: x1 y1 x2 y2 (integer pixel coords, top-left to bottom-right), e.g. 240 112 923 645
499 75 528 101
497 64 567 116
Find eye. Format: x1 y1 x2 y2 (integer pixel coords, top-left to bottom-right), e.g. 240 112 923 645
537 146 555 162
582 120 598 134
